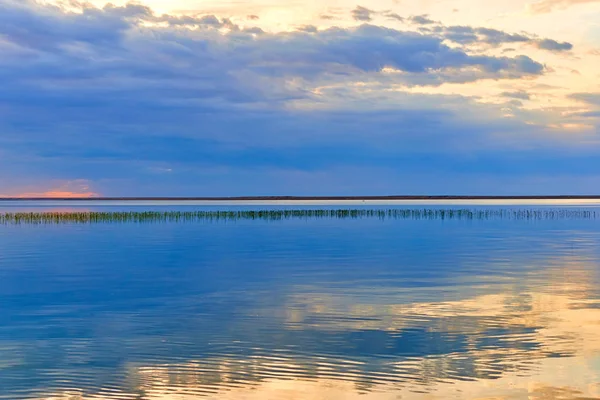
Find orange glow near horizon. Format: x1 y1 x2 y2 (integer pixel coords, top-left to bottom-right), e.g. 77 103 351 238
0 180 100 198
9 191 99 198
0 191 99 198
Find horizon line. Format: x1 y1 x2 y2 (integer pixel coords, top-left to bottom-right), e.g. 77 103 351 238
3 195 600 201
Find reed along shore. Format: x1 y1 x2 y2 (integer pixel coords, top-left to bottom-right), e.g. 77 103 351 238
0 208 598 224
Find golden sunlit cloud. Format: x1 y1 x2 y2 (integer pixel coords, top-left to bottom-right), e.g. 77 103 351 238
527 0 600 14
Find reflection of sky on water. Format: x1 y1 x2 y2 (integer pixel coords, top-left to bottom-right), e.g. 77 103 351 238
3 199 600 213
0 210 599 399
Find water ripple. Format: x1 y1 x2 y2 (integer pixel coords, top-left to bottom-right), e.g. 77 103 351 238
1 207 599 399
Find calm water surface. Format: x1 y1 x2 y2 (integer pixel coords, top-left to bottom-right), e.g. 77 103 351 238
1 202 599 399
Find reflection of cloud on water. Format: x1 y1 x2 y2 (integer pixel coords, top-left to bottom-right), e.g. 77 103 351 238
39 357 600 400
32 258 600 400
280 258 600 355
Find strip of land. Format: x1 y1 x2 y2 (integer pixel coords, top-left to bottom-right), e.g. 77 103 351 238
2 195 600 201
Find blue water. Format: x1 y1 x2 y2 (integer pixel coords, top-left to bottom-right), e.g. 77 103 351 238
1 202 600 399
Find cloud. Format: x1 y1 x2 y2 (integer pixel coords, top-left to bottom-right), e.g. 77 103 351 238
298 25 319 33
528 0 600 13
475 28 530 45
164 14 222 27
351 6 374 21
439 26 573 52
409 14 436 25
0 0 589 195
0 1 547 102
570 93 600 105
576 111 600 117
385 12 405 21
501 91 531 100
440 25 479 43
536 38 573 51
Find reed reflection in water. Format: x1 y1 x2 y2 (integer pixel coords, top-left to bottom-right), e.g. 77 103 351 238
0 206 599 399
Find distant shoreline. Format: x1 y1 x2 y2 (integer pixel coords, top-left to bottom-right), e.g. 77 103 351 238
2 196 600 201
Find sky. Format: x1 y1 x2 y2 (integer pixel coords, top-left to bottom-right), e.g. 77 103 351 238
0 0 599 196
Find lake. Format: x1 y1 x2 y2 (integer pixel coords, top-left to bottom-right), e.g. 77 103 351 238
1 201 599 399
